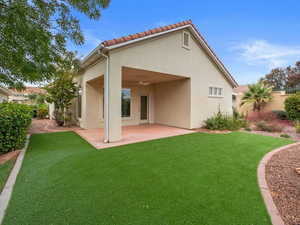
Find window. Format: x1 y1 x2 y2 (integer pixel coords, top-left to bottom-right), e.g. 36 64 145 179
209 86 223 97
121 88 131 117
182 31 190 49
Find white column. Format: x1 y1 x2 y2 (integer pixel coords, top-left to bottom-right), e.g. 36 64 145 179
104 60 122 142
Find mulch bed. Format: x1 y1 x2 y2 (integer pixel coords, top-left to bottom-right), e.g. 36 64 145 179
266 145 300 225
0 151 21 165
196 128 232 134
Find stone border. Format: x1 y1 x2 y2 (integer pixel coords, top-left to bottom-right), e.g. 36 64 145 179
257 142 300 225
0 135 30 225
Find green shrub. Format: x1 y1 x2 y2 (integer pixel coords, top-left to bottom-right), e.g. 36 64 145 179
29 105 38 118
36 104 48 119
245 127 252 131
280 133 290 138
0 103 32 153
272 110 288 120
255 121 283 132
294 121 300 133
204 111 247 131
284 92 300 121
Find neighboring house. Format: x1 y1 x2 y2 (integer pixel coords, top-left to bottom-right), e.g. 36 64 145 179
76 20 238 142
9 87 45 104
234 85 289 114
0 87 11 103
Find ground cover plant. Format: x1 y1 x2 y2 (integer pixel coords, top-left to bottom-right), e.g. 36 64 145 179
2 131 292 225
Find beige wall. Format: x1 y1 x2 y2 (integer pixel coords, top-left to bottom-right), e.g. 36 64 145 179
154 79 191 128
78 28 234 140
108 29 233 129
236 91 289 115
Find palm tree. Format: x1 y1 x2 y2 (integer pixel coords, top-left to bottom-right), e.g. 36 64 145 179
240 83 272 111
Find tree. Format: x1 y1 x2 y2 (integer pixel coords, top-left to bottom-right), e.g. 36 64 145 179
0 0 110 88
240 82 272 112
261 61 300 90
260 68 287 90
286 61 300 88
44 55 79 126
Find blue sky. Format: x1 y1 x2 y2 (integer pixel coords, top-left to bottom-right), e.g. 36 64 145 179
68 0 300 85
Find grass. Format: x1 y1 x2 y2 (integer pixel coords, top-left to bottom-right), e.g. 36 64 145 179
0 159 15 191
2 131 293 225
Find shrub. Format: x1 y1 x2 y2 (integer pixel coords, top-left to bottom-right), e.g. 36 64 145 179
246 111 277 122
29 105 38 118
0 103 32 153
284 92 300 121
245 127 252 131
272 110 288 120
294 121 300 133
36 104 48 119
255 121 283 132
280 133 290 138
204 111 247 131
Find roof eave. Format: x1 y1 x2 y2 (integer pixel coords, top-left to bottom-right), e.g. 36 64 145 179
80 24 238 88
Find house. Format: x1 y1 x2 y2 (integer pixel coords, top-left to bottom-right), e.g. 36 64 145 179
233 85 289 114
9 87 45 104
0 87 10 103
76 20 238 143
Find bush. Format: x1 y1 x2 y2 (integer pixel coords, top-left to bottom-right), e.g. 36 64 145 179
245 127 252 131
285 92 300 121
280 133 290 138
294 121 300 133
36 104 48 119
272 110 288 120
204 111 247 131
0 103 32 153
255 121 283 132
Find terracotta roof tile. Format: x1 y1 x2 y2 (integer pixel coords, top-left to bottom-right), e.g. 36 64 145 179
102 19 193 47
99 19 238 87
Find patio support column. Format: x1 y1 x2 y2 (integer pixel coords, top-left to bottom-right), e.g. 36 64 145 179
104 57 122 142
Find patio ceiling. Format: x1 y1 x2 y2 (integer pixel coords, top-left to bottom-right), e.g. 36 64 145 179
87 66 188 88
122 67 188 86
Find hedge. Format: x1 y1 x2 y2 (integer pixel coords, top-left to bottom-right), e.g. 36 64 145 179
0 103 32 153
284 92 300 121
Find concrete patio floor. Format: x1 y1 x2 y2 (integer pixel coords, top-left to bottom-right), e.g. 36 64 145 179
75 124 196 149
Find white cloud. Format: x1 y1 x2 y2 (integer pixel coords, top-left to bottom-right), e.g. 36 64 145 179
231 40 300 69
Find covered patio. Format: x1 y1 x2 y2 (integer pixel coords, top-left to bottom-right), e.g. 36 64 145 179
75 124 195 149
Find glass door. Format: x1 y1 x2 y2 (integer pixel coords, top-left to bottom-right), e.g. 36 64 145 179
140 96 148 123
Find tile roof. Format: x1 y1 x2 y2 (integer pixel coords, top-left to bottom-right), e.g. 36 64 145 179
97 19 238 87
10 87 45 94
102 20 193 47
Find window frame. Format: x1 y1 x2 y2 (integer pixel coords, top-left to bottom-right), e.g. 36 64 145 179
182 31 190 50
208 86 224 98
121 88 131 118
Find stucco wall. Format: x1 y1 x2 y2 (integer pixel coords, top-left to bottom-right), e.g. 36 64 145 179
79 28 234 140
236 91 289 115
109 29 233 129
154 79 191 128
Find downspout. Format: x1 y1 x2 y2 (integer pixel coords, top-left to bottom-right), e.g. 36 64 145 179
97 46 110 143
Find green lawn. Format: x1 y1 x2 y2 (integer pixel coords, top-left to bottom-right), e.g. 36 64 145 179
2 131 292 225
0 159 14 191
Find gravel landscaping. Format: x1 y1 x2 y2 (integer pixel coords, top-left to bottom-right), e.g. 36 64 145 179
266 144 300 225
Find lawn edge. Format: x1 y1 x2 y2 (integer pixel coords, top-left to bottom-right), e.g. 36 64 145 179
0 135 31 225
257 141 300 225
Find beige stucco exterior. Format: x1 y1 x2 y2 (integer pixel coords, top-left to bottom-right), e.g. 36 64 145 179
76 27 236 142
